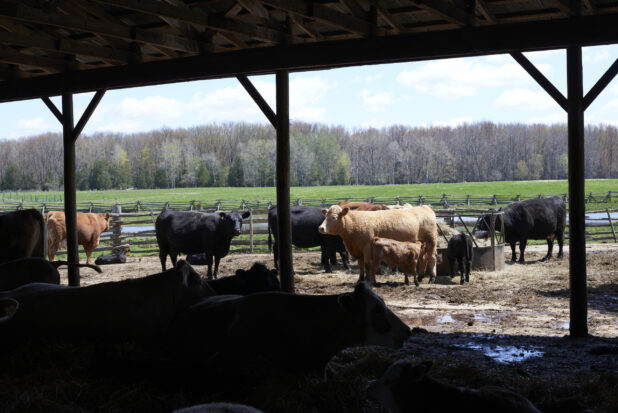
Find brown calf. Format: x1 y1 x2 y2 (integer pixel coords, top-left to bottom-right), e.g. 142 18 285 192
370 237 425 286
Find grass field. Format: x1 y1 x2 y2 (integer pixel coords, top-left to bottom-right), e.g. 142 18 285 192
3 179 618 207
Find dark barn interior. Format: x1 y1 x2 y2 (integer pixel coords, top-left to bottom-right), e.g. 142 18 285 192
0 1 617 412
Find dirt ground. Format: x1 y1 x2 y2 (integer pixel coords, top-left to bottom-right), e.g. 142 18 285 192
51 244 617 412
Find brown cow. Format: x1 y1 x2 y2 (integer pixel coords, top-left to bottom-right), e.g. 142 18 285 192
336 200 390 211
368 359 542 413
370 237 425 286
319 205 438 283
46 211 110 265
0 209 45 264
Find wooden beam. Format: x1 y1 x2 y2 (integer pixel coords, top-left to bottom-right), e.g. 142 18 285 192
415 0 476 26
237 75 277 128
62 93 80 287
41 96 62 123
276 69 293 293
373 2 405 32
0 30 134 65
0 45 79 73
74 90 106 140
510 51 568 111
583 57 618 110
567 44 587 338
94 0 291 44
262 0 378 36
0 14 617 103
0 2 201 53
476 0 497 24
237 0 270 19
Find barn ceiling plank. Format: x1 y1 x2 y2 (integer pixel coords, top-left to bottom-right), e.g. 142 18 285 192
262 0 379 36
475 0 497 24
0 2 201 53
510 51 568 111
0 13 617 103
415 0 476 26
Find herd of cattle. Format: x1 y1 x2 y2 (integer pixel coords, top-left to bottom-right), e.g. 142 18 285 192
0 196 567 412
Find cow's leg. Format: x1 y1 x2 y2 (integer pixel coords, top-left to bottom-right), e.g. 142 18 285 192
321 246 332 273
369 262 377 285
457 257 465 285
557 229 565 259
541 237 554 262
340 250 351 270
159 248 168 271
426 252 436 284
465 257 471 283
510 242 517 262
403 267 410 286
357 255 366 283
206 254 214 279
170 251 178 268
518 240 527 263
329 249 337 266
273 241 279 270
448 257 455 278
213 255 221 279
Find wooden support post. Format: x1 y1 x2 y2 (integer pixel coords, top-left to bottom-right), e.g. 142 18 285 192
567 44 588 338
607 209 617 242
276 69 293 293
62 93 80 286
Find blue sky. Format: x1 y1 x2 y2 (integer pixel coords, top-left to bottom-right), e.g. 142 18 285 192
2 44 617 140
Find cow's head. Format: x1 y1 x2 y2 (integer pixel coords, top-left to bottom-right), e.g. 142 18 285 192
99 212 110 232
318 205 349 235
337 282 410 349
367 359 432 412
172 260 215 302
477 208 503 233
234 263 281 293
0 297 19 323
220 211 251 236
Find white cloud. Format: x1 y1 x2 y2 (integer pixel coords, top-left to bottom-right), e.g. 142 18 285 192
361 89 394 112
432 117 473 127
583 45 616 64
354 73 383 83
601 97 618 113
494 88 558 111
524 50 563 62
16 116 52 131
94 95 185 132
190 84 265 122
396 58 551 99
96 119 145 133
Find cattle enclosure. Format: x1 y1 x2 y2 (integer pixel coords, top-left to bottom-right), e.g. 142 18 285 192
40 243 617 412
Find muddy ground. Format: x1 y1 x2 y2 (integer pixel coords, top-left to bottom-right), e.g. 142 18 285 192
38 244 618 412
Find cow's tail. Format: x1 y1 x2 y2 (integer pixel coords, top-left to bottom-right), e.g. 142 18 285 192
51 261 103 273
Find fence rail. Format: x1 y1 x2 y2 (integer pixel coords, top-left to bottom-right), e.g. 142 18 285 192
1 190 617 214
49 206 617 258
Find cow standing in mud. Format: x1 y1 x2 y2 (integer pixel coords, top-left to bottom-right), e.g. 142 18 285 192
370 237 425 286
156 210 250 279
479 196 566 263
319 205 438 283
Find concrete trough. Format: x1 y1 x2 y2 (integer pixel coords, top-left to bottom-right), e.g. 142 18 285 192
436 244 505 276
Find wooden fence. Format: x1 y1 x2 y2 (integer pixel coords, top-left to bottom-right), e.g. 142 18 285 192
1 190 617 213
50 207 617 258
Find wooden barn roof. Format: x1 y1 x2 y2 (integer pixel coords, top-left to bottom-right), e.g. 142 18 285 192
0 0 616 102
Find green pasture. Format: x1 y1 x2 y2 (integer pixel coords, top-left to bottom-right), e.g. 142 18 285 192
3 179 618 207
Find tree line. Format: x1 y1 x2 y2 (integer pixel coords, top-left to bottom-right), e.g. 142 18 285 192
0 121 617 190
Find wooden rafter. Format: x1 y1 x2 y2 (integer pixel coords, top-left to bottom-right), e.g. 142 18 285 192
373 2 405 32
262 0 380 36
414 0 477 26
476 0 497 24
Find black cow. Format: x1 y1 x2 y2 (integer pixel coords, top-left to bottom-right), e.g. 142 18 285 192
0 209 45 264
446 233 474 285
206 263 280 295
268 206 350 273
0 258 101 291
156 210 250 279
478 196 566 263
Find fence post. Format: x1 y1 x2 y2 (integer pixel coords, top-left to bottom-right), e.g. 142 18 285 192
441 194 448 208
607 208 617 243
516 194 521 202
418 195 423 205
216 200 221 210
189 200 194 211
396 195 400 205
249 208 254 253
466 195 470 206
89 202 94 212
491 195 497 205
111 213 122 248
